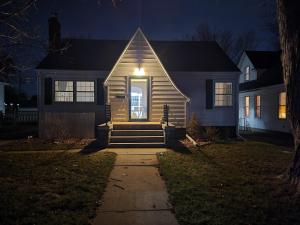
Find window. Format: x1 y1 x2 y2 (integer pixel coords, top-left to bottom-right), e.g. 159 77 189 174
214 82 233 106
244 96 250 117
255 95 261 118
279 92 287 119
55 81 73 102
76 81 95 102
245 66 250 81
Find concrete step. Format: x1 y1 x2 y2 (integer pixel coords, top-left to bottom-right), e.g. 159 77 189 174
110 136 165 143
109 142 166 148
113 124 162 130
111 130 164 136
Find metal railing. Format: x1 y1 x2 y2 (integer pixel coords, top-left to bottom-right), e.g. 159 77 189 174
162 104 169 126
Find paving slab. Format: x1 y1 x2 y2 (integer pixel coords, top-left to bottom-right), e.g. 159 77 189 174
98 166 171 211
92 211 178 225
115 154 159 166
92 149 179 225
104 148 169 155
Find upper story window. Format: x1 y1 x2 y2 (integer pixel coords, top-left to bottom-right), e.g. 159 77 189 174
255 95 261 118
214 82 233 106
245 66 250 81
279 92 287 119
244 96 250 117
55 81 73 102
76 81 95 102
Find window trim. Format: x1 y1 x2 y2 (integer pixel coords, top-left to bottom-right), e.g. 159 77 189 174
213 81 233 107
54 80 74 103
75 81 95 103
278 91 287 120
245 66 250 81
254 95 261 118
244 96 250 118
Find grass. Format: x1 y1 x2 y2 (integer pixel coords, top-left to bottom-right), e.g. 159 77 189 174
0 151 116 225
0 138 93 151
158 141 300 225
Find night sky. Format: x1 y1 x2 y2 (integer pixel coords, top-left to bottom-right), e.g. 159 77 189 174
23 0 275 96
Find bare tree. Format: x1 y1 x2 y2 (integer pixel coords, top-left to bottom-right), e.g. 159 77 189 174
0 0 38 81
190 24 258 62
277 0 300 187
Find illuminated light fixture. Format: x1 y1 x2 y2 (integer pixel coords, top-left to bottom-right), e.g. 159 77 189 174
134 67 145 76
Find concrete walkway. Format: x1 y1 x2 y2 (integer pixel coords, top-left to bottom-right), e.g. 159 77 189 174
92 148 179 225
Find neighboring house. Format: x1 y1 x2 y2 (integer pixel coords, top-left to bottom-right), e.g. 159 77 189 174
36 16 240 144
0 82 5 114
238 50 290 133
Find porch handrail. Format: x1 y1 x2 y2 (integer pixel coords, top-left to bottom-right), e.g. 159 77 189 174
162 104 169 126
105 104 111 125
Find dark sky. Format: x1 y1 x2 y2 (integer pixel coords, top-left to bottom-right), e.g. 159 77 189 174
31 0 273 43
22 0 275 96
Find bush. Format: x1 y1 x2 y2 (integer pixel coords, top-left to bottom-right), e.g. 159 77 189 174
204 126 220 142
187 113 202 139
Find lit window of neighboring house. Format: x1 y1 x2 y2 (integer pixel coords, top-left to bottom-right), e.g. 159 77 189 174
255 95 261 118
244 96 250 117
55 81 73 102
245 66 250 81
279 92 287 119
76 81 95 102
214 82 233 106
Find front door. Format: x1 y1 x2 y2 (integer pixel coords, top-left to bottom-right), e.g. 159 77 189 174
129 78 148 120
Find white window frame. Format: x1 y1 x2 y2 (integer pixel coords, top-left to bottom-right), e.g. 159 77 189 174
245 66 250 81
245 96 250 117
76 81 95 103
214 82 233 107
278 92 287 119
54 81 74 102
255 95 261 118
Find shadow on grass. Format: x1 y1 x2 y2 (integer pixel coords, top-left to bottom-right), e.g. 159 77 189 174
169 141 192 154
80 140 106 154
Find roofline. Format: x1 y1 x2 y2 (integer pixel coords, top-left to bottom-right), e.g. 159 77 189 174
104 27 190 102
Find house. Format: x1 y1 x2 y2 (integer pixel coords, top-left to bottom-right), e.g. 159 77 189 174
238 50 291 133
0 82 5 114
36 15 240 145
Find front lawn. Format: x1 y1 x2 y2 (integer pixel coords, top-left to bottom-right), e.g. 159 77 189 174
159 141 300 225
0 151 116 225
0 138 94 151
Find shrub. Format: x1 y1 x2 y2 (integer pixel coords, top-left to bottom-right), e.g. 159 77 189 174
204 126 220 142
187 113 202 139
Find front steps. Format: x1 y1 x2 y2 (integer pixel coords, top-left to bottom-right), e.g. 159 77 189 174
109 123 165 148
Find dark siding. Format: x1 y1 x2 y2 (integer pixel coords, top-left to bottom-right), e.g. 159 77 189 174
206 79 213 109
44 77 52 105
97 78 104 105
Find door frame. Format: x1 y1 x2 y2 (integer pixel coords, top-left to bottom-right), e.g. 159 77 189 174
128 77 150 121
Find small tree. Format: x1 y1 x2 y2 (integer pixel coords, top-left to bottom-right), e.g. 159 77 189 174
187 113 201 139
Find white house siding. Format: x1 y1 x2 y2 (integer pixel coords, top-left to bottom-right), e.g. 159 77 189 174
37 69 107 138
105 29 188 127
0 83 4 113
171 72 240 128
238 53 257 83
239 84 291 133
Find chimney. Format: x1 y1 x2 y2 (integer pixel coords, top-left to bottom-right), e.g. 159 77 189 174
48 13 61 51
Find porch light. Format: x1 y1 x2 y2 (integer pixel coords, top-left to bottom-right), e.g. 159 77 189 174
134 67 145 76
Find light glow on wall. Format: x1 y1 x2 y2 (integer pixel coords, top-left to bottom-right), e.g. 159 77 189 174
134 67 145 76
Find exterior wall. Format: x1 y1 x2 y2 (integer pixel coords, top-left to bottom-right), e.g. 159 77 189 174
37 69 107 138
171 72 240 128
238 53 257 83
239 84 291 133
105 30 188 127
0 83 4 113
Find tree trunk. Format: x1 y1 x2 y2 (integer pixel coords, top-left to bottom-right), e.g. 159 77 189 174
277 0 300 185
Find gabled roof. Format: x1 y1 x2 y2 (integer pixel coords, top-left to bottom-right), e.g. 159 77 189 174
240 50 284 91
245 50 281 69
37 37 239 72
